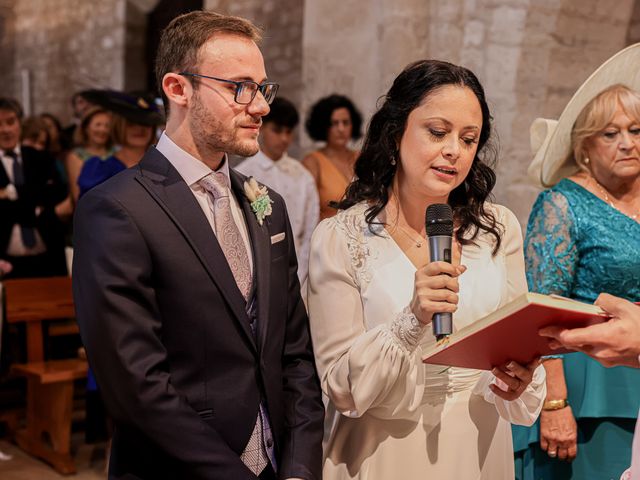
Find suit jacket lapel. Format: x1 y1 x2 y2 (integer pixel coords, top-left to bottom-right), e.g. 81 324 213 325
135 148 257 352
230 170 271 354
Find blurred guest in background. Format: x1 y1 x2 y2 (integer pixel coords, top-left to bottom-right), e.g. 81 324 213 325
0 259 12 278
20 116 49 151
40 113 70 188
61 90 95 150
303 94 362 219
20 115 74 222
40 113 66 161
236 97 319 283
77 90 161 197
66 107 113 202
0 97 68 278
513 44 640 480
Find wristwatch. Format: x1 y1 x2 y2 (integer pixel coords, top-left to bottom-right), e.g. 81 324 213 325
542 398 569 411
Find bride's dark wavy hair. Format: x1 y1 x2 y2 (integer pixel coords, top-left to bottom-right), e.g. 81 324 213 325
336 59 502 254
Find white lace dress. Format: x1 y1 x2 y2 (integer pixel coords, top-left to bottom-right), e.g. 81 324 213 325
306 202 546 480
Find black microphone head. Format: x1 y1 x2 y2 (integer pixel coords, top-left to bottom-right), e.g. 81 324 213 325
425 203 453 237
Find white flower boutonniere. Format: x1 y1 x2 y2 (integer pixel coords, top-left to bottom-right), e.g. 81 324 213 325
243 177 273 226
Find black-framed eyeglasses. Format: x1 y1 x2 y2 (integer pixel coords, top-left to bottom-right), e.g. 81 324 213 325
179 72 279 105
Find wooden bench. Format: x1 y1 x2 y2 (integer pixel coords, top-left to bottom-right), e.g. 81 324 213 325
11 359 88 474
2 277 87 475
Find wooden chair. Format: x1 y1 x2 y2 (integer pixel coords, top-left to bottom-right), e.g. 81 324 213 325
3 276 88 474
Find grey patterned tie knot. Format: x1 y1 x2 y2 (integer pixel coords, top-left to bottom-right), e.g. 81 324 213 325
199 172 252 301
200 171 228 200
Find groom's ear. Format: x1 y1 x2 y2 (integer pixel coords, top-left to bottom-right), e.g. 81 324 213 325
162 72 191 109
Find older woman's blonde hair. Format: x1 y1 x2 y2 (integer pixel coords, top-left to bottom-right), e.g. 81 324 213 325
571 84 640 169
73 106 113 149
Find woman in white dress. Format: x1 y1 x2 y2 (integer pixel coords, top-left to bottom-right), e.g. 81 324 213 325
306 60 547 479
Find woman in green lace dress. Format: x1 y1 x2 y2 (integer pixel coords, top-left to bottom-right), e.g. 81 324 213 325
513 45 640 480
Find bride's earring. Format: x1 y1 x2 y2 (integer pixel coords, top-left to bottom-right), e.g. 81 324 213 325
391 148 398 166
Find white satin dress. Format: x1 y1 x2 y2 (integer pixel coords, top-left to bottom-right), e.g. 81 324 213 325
306 202 546 480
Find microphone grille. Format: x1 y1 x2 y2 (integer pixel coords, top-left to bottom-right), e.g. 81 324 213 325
425 203 453 237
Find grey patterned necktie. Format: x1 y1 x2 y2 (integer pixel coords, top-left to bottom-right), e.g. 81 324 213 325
199 172 269 475
199 172 252 300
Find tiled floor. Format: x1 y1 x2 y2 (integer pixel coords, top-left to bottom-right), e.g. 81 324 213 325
0 436 106 479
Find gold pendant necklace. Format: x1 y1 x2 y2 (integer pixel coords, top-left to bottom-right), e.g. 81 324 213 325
396 225 425 248
592 177 640 220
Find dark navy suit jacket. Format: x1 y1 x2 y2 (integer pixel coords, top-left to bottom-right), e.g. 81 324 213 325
73 147 324 479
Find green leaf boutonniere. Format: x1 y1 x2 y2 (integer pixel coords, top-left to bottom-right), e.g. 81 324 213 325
243 177 273 226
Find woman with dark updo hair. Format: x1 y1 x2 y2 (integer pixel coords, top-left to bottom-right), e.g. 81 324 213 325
302 94 362 219
306 60 545 479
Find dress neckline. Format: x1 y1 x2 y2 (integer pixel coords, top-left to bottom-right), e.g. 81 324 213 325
379 221 466 272
563 178 640 226
314 150 354 184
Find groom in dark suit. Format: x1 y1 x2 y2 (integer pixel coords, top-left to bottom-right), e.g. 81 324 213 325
73 11 324 480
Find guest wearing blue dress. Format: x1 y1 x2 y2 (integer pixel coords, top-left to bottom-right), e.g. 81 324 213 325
75 90 162 443
65 107 114 203
77 91 162 198
513 43 640 480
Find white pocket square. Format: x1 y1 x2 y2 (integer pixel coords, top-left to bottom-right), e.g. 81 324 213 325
270 232 286 244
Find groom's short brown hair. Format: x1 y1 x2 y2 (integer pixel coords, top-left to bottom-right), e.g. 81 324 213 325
155 11 262 113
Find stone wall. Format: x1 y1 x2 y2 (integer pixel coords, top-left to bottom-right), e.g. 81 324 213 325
204 0 304 105
302 0 431 140
301 0 638 226
3 0 639 227
0 0 17 104
9 0 127 123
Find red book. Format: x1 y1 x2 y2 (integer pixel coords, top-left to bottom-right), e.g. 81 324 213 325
422 292 608 370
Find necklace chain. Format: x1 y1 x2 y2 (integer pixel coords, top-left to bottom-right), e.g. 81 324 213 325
591 177 640 220
396 225 425 248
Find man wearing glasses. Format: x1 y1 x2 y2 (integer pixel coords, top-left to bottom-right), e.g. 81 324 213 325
73 11 324 480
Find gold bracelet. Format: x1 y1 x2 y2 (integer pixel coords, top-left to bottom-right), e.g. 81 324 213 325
542 398 569 411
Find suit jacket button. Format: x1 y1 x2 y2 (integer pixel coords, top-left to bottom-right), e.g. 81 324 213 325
266 438 273 448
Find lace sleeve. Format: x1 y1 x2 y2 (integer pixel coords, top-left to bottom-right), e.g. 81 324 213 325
524 189 578 296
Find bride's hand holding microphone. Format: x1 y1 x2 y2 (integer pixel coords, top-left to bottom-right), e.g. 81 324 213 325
410 261 466 327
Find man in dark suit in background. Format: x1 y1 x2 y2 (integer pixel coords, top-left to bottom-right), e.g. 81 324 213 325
73 11 324 480
0 97 68 278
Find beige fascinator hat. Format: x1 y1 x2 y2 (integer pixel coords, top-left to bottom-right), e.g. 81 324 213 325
528 43 640 188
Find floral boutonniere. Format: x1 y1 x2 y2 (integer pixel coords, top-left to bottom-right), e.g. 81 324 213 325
243 177 273 226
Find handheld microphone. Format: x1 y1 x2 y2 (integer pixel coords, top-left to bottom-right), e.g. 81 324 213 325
425 203 454 341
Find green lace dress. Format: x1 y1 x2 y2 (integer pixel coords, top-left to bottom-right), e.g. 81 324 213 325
513 178 640 479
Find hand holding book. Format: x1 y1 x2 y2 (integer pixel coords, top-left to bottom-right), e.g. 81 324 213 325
539 293 640 368
489 358 541 401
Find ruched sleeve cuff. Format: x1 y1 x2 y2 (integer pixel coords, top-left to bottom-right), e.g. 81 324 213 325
472 365 546 426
